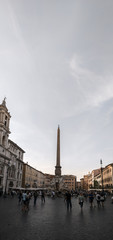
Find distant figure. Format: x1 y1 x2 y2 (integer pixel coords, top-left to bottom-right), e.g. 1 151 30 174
22 191 27 211
41 190 45 203
33 191 38 205
78 192 84 210
88 191 94 208
0 189 3 197
11 190 14 198
18 191 22 204
96 192 101 207
51 191 55 199
65 191 72 210
25 192 30 210
100 191 105 207
111 195 113 204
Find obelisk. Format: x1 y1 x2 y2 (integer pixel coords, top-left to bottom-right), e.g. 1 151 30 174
55 125 61 176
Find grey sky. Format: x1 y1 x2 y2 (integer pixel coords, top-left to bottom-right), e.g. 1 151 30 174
1 0 113 180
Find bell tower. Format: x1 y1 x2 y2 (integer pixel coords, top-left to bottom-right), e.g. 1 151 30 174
0 98 11 148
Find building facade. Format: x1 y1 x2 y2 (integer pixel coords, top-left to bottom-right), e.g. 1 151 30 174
102 164 113 188
83 174 89 190
88 169 100 189
81 164 113 191
0 99 25 193
76 181 81 191
62 175 77 191
22 163 45 189
80 178 84 190
44 174 55 189
94 172 101 187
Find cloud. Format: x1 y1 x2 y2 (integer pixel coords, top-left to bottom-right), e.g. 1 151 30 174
7 1 30 58
69 54 113 110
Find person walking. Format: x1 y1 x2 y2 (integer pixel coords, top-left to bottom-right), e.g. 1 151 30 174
33 191 38 205
22 191 27 211
111 194 113 204
65 191 72 210
18 191 22 205
78 192 84 210
51 191 55 199
25 192 30 211
41 190 45 203
96 192 101 207
100 191 105 207
88 191 94 208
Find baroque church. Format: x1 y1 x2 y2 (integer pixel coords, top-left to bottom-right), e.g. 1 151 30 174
0 98 25 194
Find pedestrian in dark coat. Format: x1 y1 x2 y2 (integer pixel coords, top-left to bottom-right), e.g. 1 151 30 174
65 191 72 210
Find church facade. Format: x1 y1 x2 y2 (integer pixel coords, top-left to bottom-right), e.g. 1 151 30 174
0 99 25 194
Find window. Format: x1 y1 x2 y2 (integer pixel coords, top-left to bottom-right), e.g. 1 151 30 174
4 115 7 126
8 166 15 178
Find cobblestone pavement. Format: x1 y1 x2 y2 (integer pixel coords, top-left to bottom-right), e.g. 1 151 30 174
0 195 113 240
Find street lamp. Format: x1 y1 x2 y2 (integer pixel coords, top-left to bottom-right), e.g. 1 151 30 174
100 159 103 191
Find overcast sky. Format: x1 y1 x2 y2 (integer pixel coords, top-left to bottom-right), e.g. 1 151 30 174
1 0 113 180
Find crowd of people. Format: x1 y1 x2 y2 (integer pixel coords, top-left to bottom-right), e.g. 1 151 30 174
1 188 112 212
64 190 109 211
17 189 110 212
18 190 46 212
